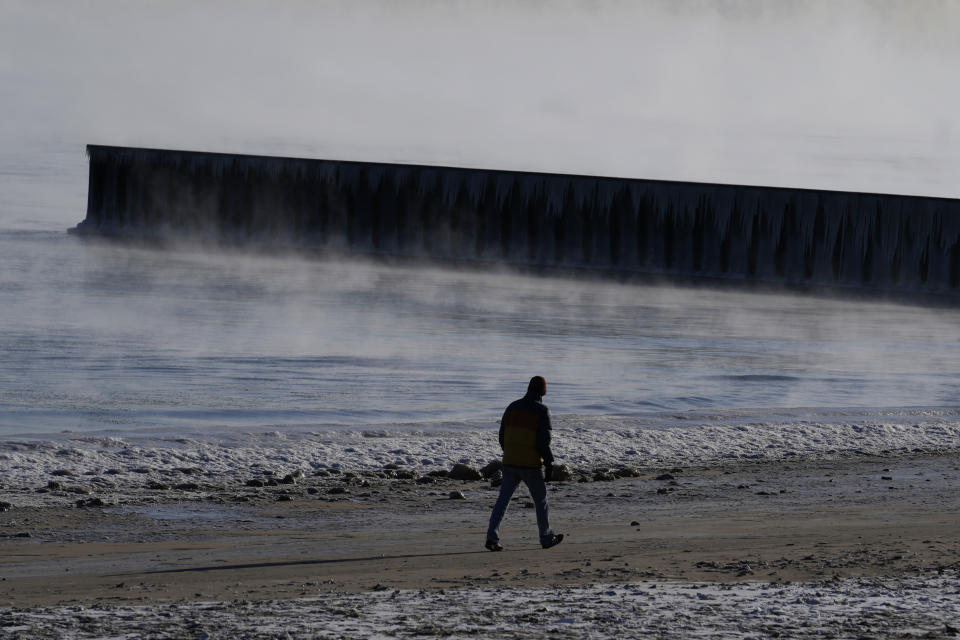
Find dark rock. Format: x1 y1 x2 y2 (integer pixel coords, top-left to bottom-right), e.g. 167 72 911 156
51 469 74 477
277 494 293 502
593 470 616 482
246 479 265 487
551 464 572 482
428 470 449 478
312 470 331 477
656 487 670 495
449 464 482 481
75 497 105 508
14 532 31 538
0 501 12 512
105 469 123 475
449 490 466 500
328 486 349 495
176 467 202 475
480 460 503 479
280 472 301 485
614 467 639 478
306 487 319 494
47 481 64 490
264 478 279 487
881 475 893 480
383 463 399 470
147 481 170 491
130 467 152 474
415 476 434 484
630 520 640 526
394 469 418 480
655 473 675 481
175 482 200 491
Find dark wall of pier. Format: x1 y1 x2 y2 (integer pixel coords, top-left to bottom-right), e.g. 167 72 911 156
76 144 960 295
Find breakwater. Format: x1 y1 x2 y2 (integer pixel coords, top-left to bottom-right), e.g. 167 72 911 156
73 144 960 295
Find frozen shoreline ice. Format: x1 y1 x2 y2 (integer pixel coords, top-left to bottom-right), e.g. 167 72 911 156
1 407 959 494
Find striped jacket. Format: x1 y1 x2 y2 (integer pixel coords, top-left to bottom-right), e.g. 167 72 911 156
499 393 554 469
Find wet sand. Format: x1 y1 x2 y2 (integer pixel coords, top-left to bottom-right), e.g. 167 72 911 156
1 454 958 610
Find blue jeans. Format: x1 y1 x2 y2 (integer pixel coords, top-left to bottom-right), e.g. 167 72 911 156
486 465 554 545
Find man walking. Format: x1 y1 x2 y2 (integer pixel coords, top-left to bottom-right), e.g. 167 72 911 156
485 375 564 551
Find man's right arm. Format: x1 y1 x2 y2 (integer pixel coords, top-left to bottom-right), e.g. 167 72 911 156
498 407 508 450
536 406 554 466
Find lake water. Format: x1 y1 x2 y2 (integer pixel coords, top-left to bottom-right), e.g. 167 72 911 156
3 221 960 439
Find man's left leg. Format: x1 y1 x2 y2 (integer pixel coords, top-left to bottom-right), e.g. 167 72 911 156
485 467 521 550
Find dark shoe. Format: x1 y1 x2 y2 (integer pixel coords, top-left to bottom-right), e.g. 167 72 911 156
541 533 564 549
485 540 503 552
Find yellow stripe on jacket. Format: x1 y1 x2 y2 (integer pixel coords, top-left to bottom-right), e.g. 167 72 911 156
501 408 543 468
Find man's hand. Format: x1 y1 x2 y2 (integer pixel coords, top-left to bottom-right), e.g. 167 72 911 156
544 463 554 482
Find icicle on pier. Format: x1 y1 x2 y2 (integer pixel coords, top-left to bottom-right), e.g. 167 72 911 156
73 144 960 296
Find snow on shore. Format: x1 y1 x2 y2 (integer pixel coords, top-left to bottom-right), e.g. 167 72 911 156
3 573 958 639
2 408 959 479
1 407 959 490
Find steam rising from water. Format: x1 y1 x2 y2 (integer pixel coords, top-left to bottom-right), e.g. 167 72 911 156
3 231 960 436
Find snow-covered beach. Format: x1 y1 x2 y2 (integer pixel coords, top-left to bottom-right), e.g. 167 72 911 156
5 574 960 639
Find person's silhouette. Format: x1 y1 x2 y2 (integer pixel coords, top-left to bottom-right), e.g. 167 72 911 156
485 376 564 551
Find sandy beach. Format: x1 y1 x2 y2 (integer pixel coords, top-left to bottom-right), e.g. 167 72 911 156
2 452 958 638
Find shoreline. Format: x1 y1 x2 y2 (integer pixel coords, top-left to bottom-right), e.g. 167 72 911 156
3 407 960 513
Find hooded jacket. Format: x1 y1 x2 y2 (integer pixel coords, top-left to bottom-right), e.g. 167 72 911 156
499 391 554 469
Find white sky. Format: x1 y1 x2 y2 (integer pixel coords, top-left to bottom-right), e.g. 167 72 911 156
1 0 959 228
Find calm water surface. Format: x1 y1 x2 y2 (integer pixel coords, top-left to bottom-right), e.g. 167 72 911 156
3 229 960 437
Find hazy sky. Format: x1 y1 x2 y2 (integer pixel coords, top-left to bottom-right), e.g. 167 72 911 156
1 0 959 228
